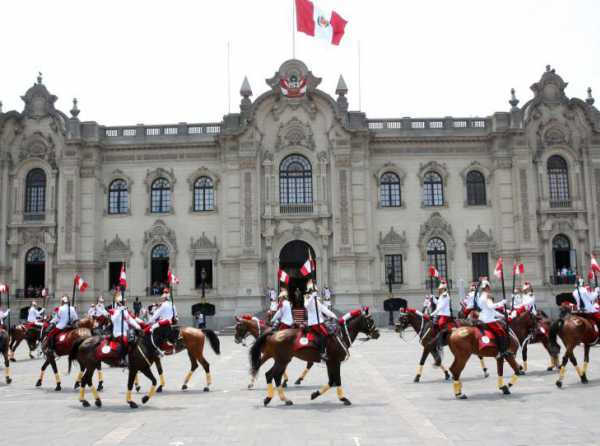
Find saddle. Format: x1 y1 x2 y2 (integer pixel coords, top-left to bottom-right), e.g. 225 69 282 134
95 338 126 362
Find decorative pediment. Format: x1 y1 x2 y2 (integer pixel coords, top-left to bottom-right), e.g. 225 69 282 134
191 233 217 250
530 65 569 107
144 167 176 191
21 74 59 120
18 131 56 167
418 212 456 260
378 227 409 260
465 226 497 257
186 166 220 191
266 59 322 100
143 220 177 251
275 117 315 152
102 168 133 193
375 162 406 185
188 233 219 266
101 234 132 264
417 160 449 185
105 234 130 252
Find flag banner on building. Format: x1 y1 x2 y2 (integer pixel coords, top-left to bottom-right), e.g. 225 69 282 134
295 0 348 46
74 274 88 293
119 263 128 289
591 255 600 273
168 268 181 285
428 265 440 279
494 257 504 280
513 263 524 276
278 268 290 285
300 250 315 277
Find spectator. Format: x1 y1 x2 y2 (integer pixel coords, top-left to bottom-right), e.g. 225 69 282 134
133 297 142 317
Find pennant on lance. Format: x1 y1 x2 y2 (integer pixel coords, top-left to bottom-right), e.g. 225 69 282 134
591 255 600 273
513 263 524 276
278 268 290 285
494 257 504 280
119 263 128 289
428 265 440 279
74 274 88 293
300 250 315 277
168 268 181 285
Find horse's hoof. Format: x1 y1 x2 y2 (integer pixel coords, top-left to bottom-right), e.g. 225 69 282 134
263 397 272 406
456 394 468 400
546 367 554 372
9 358 16 363
413 375 421 383
156 385 163 393
81 399 90 408
97 382 104 392
135 385 141 393
516 370 525 376
310 391 320 400
340 397 352 406
6 377 12 385
294 379 302 386
128 401 138 409
282 380 288 388
500 385 511 395
35 379 42 387
142 395 150 404
74 382 80 390
555 380 563 388
247 383 254 389
55 384 62 392
203 387 210 392
95 399 102 408
444 371 450 381
285 400 294 406
581 374 589 384
182 384 188 391
483 372 490 379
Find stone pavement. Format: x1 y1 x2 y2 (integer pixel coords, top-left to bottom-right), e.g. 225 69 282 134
1 329 598 446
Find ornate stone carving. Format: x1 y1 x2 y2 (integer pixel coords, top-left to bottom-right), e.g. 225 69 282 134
102 235 132 265
21 75 60 120
65 179 74 253
191 233 217 250
188 233 219 266
275 117 315 152
144 167 176 191
375 162 406 186
244 172 253 248
292 224 303 238
418 212 456 260
339 170 350 245
519 169 531 242
459 161 492 185
378 227 409 260
465 226 497 258
266 60 321 119
18 131 57 167
143 220 177 251
417 160 449 185
106 234 130 252
529 65 569 108
186 166 220 191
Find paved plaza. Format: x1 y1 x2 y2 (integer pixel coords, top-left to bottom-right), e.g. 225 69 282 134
1 329 598 446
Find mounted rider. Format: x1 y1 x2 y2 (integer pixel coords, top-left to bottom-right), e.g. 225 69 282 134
322 286 332 310
513 282 537 317
45 296 78 352
304 279 337 360
267 286 278 319
430 282 454 333
88 296 108 319
108 293 141 365
573 279 600 329
271 289 293 330
0 307 10 329
477 281 510 358
462 282 478 318
148 288 178 353
27 301 45 327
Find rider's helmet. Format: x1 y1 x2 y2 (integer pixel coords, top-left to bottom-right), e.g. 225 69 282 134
61 296 69 304
278 289 288 300
522 282 533 293
438 282 448 293
161 288 170 300
31 300 37 307
98 296 104 304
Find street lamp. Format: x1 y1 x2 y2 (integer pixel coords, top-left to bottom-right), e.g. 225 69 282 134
387 267 394 297
201 267 207 300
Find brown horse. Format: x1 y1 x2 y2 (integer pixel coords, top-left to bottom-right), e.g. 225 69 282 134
445 322 521 399
395 309 489 382
0 328 11 384
249 312 380 406
549 311 599 388
36 327 92 391
234 316 314 388
9 323 44 361
509 311 560 373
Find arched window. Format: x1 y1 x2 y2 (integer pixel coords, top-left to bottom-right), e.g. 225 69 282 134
466 171 486 206
552 234 573 284
26 247 45 263
151 244 169 259
548 155 570 207
279 154 313 205
25 168 46 215
193 177 214 211
379 172 401 207
423 171 444 207
151 178 171 213
108 179 129 215
427 238 447 280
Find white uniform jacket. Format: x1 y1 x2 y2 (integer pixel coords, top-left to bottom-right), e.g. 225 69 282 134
149 300 177 324
271 300 294 326
463 291 475 310
110 307 141 337
0 309 10 324
27 307 44 322
305 292 336 326
477 292 505 324
51 304 78 329
88 303 109 318
519 293 536 313
430 292 451 317
573 287 598 313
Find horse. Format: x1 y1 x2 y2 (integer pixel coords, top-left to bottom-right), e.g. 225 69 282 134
508 310 559 373
0 328 11 384
70 331 161 408
443 321 521 399
36 327 92 391
395 308 490 382
9 323 44 361
234 315 314 389
249 311 380 406
549 310 599 388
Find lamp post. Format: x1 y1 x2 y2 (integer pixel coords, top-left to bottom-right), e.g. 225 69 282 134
387 267 394 297
201 267 207 301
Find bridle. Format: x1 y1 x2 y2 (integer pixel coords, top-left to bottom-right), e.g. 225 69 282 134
397 311 424 342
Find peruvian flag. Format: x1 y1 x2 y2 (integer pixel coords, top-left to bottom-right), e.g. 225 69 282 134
119 263 127 289
295 0 348 46
168 267 181 285
591 255 600 274
278 268 290 285
588 270 595 281
428 265 440 279
300 251 315 277
494 257 504 280
513 263 524 276
0 283 7 293
74 274 88 293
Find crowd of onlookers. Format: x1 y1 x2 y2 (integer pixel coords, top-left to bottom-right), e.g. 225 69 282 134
149 281 167 296
555 267 577 284
25 285 46 299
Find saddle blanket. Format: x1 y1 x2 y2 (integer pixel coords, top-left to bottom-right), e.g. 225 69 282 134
95 339 123 362
293 331 318 352
476 329 497 351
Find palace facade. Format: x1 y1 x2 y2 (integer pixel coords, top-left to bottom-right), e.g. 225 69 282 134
1 60 600 325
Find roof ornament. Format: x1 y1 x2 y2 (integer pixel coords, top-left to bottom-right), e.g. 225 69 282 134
336 75 348 112
70 98 80 118
509 88 519 111
240 76 253 116
586 87 595 106
37 72 43 84
0 101 2 114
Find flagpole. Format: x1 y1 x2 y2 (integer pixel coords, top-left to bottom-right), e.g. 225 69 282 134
227 41 231 114
292 0 296 58
357 40 362 111
511 264 516 311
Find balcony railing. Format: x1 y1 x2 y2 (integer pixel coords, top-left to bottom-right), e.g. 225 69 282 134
102 123 221 139
550 275 577 285
279 203 314 215
367 118 488 132
550 199 572 208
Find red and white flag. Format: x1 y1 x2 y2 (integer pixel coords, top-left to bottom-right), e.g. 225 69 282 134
591 255 600 274
278 268 290 285
41 288 47 297
0 283 7 293
119 263 128 289
74 274 88 293
428 265 439 279
588 270 595 281
494 257 504 280
513 263 524 276
168 268 181 285
300 251 315 277
295 0 348 46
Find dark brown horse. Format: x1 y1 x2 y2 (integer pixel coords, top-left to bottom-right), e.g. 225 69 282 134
9 323 44 361
549 311 599 388
0 328 11 384
395 309 489 382
509 311 559 373
445 323 521 399
234 316 313 388
249 312 380 406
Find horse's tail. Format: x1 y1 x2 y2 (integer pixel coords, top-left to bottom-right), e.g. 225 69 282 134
250 332 273 375
201 329 221 355
548 318 564 356
67 337 88 375
0 330 7 353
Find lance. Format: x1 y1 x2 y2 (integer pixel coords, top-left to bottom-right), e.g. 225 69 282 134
511 264 517 311
472 278 482 312
575 276 585 310
69 276 77 325
6 285 10 330
501 270 508 324
169 265 175 323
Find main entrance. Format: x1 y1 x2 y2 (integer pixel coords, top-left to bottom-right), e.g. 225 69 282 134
25 247 45 297
279 240 316 308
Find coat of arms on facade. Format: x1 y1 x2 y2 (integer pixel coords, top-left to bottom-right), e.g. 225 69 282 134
267 59 321 100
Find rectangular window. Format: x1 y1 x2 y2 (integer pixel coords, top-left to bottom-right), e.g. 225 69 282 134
384 255 403 284
471 253 489 281
108 262 122 291
195 260 213 289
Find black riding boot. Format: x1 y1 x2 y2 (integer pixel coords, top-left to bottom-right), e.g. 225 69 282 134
318 334 328 361
496 335 509 358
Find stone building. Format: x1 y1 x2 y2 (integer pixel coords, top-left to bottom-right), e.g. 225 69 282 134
1 61 599 326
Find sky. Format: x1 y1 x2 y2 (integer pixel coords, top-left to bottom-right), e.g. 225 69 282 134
1 0 599 125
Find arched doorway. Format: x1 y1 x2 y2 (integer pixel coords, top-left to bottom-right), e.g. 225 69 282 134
150 244 170 293
552 234 574 284
279 240 316 308
25 247 45 298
